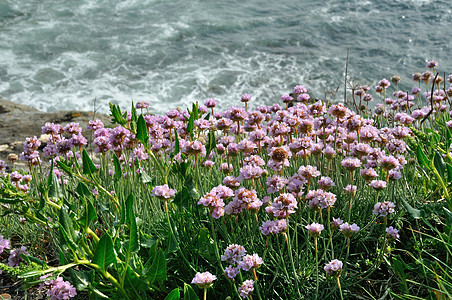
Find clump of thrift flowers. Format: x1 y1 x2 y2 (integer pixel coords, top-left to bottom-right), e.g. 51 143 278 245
191 271 217 289
373 201 396 217
39 276 77 300
239 280 254 298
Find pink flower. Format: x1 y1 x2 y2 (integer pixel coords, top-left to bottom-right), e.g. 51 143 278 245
266 175 288 194
241 93 252 103
151 185 176 200
221 244 247 265
239 254 263 271
386 226 400 240
305 222 324 238
0 236 11 254
324 259 343 276
298 165 321 179
369 180 387 191
373 201 395 217
331 218 343 230
317 176 335 190
341 157 361 171
191 272 217 289
205 98 217 108
239 280 254 298
339 222 360 238
259 219 287 236
265 193 297 218
224 265 240 279
40 276 77 300
8 246 29 267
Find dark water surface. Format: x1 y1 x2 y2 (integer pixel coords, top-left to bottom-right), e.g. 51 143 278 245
0 0 450 114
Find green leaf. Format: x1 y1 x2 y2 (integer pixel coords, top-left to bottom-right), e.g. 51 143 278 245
425 128 440 144
401 199 424 219
141 236 158 249
136 114 149 147
69 269 94 291
167 231 179 253
197 228 213 259
165 288 181 300
433 151 446 181
391 256 408 294
140 170 154 185
20 254 47 266
125 194 139 253
446 128 452 150
79 198 97 229
174 130 180 156
48 171 63 199
416 145 431 171
183 283 199 300
91 287 110 299
59 208 78 245
76 182 92 198
187 112 195 140
113 154 122 181
56 160 73 177
146 249 167 284
0 198 23 204
447 163 452 184
193 102 199 120
123 265 148 293
59 224 78 253
82 149 97 175
131 102 138 123
205 130 216 157
92 234 117 271
444 207 452 228
109 103 127 126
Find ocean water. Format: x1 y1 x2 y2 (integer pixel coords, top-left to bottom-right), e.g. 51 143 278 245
0 0 451 114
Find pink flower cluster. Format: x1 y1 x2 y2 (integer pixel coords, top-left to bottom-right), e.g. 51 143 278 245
191 271 217 289
39 276 77 300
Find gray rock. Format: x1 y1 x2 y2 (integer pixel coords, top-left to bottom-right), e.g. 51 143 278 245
0 98 110 171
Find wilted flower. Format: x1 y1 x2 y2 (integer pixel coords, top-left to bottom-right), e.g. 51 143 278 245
426 60 438 69
136 101 150 109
